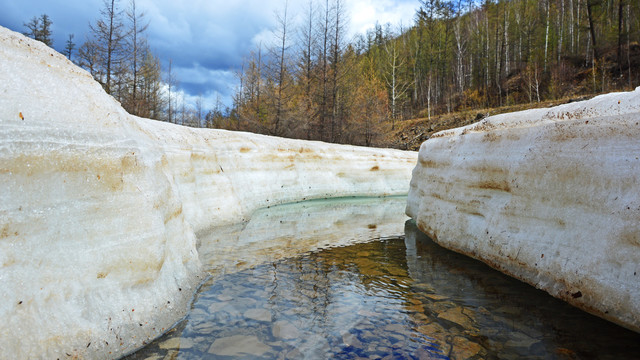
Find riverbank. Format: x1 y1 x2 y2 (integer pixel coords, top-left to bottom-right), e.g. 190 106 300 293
407 87 640 333
0 26 417 359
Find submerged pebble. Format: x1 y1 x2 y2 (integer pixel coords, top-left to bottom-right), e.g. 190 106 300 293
125 222 640 360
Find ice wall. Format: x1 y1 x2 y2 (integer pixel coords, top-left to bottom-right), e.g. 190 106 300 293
0 26 417 359
406 88 640 333
198 196 409 277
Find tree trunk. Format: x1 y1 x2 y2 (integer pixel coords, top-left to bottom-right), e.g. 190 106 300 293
544 0 550 71
586 0 599 61
303 0 314 140
626 2 631 88
256 45 262 120
106 0 116 94
617 0 623 74
320 0 330 142
274 0 289 136
167 59 173 123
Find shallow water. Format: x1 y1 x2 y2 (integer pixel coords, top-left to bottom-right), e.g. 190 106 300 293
126 197 640 360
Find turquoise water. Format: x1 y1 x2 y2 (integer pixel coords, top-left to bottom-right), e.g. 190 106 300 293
125 198 640 359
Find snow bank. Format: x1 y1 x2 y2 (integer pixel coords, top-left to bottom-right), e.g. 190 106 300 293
0 26 417 359
197 196 409 277
406 87 640 333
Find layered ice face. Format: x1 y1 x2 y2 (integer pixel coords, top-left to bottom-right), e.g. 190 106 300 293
0 25 417 359
407 85 640 334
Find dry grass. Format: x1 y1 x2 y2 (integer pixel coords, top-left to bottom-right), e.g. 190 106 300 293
379 96 595 151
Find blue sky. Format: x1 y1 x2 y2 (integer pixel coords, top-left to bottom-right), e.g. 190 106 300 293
0 0 418 111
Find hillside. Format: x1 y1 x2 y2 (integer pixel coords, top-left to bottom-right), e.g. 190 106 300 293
382 96 596 151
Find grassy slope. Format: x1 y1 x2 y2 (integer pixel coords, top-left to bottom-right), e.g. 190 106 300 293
380 96 596 151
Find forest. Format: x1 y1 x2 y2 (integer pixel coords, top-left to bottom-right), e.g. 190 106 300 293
23 0 640 148
23 1 179 124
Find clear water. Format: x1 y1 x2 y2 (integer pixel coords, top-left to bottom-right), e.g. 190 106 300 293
125 197 640 360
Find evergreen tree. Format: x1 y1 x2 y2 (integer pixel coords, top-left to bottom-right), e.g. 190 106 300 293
23 14 53 46
64 34 76 60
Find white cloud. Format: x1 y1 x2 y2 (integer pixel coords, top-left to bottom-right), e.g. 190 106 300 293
251 28 277 48
348 0 417 37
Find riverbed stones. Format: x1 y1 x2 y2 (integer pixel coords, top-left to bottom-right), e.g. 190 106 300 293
208 335 271 356
296 334 331 358
207 301 227 313
162 350 178 360
216 294 234 302
406 87 640 333
341 332 363 348
383 323 408 335
272 320 300 339
158 337 193 350
451 336 483 359
438 307 476 330
244 308 272 322
504 332 539 349
124 234 640 360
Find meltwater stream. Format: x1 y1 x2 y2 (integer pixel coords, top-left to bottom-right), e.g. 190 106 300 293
126 197 640 360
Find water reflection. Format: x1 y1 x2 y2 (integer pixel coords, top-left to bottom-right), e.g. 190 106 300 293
126 198 640 360
196 196 409 277
404 223 640 359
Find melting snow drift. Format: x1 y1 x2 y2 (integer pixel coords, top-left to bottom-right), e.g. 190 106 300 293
0 26 417 358
407 86 640 333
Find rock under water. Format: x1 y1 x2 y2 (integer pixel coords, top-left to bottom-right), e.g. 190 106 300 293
406 86 640 333
0 26 417 359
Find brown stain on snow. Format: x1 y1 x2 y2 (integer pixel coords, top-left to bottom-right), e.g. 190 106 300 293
2 150 145 192
419 158 451 168
482 132 500 142
620 229 640 247
100 256 165 286
550 123 579 142
164 206 183 225
0 224 19 239
471 180 511 192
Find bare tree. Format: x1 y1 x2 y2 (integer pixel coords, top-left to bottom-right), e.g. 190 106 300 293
23 17 40 40
543 0 550 71
616 0 623 74
298 0 317 139
453 1 469 93
384 31 410 128
138 50 165 119
318 0 331 141
236 48 265 131
271 0 291 136
125 0 149 115
90 0 127 93
23 14 53 46
195 94 204 127
586 0 599 61
329 0 347 142
255 44 263 122
76 40 102 80
165 59 178 123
